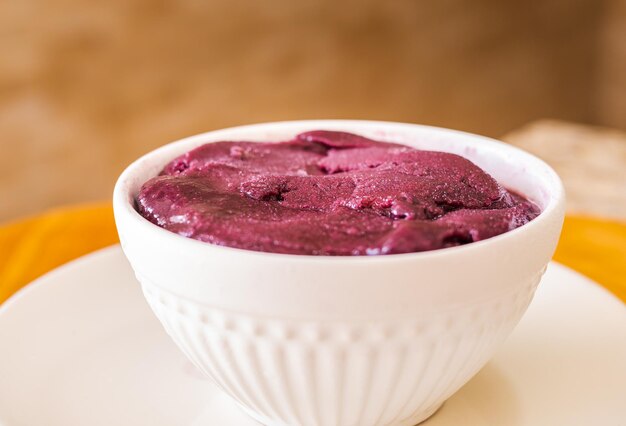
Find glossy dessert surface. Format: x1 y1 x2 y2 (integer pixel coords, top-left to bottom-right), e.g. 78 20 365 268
136 130 539 255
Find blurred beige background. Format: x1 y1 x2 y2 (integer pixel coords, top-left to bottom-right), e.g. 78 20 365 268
1 0 625 222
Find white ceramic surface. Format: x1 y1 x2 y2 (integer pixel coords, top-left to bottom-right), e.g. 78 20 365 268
1 247 625 425
113 120 566 426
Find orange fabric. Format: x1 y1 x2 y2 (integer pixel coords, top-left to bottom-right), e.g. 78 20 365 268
0 203 118 304
553 216 626 303
0 204 624 304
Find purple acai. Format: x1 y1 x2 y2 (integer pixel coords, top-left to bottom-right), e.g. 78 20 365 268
136 131 540 255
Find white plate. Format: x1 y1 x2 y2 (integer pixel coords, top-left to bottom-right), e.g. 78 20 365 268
0 246 624 426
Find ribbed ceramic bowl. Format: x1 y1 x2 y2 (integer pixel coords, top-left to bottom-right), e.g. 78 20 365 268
113 120 565 426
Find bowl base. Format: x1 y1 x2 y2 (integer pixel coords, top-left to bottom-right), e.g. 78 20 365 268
400 402 444 425
234 401 444 426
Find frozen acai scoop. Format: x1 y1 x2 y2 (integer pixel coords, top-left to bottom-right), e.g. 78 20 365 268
136 130 539 255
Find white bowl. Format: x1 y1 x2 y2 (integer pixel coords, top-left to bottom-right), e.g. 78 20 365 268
113 120 565 426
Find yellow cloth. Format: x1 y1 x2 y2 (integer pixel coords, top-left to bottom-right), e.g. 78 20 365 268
0 203 118 304
0 203 625 305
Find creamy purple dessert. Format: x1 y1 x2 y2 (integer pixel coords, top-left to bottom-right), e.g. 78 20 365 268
136 131 540 255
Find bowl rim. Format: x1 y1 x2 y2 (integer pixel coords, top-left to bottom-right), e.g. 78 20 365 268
113 119 565 263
